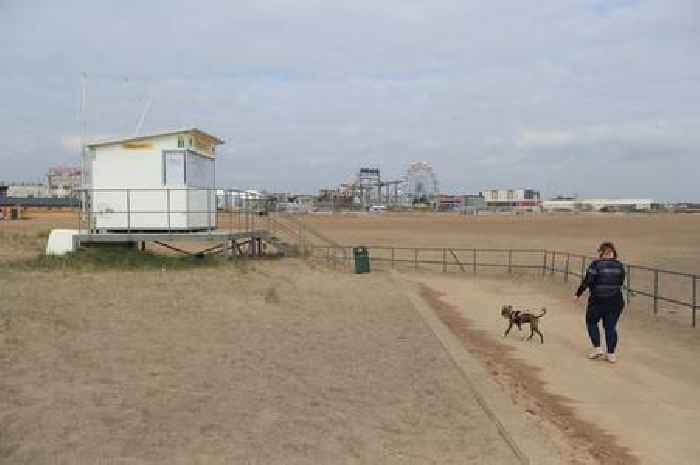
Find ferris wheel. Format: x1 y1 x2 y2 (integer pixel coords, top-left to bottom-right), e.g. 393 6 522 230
405 161 439 202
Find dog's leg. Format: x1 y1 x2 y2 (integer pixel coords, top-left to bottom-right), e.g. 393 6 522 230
504 321 514 337
535 327 544 344
527 325 535 341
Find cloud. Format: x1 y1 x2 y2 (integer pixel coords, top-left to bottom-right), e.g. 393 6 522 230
515 120 700 153
60 135 82 153
0 0 699 200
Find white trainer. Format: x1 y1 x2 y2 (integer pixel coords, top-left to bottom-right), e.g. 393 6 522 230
588 347 604 359
606 353 617 363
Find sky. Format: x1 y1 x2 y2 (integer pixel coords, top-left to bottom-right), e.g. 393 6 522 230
1 0 698 200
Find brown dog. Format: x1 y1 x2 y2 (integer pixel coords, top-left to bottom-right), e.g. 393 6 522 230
501 305 546 344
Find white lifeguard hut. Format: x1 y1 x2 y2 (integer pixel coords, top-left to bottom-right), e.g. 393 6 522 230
83 128 224 232
46 127 292 257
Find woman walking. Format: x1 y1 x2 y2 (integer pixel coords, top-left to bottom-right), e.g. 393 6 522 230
575 242 626 363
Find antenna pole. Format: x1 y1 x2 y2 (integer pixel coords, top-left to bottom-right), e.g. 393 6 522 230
79 72 87 188
134 94 153 136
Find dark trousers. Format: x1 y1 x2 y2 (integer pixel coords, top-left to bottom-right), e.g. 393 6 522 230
586 296 624 353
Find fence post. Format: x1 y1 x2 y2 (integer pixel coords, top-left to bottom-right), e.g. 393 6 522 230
542 251 547 276
551 251 556 275
414 249 418 271
473 249 477 274
564 253 570 282
626 265 632 307
391 248 395 269
298 222 302 251
508 249 512 274
653 270 659 315
692 275 696 328
442 248 447 272
126 189 131 233
166 189 171 234
326 247 330 264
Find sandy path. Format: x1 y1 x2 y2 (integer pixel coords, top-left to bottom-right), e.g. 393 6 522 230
403 271 700 465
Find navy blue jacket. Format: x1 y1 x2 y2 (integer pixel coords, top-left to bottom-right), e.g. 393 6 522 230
576 258 626 300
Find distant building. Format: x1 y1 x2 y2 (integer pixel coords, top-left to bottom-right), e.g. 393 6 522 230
542 198 657 212
47 166 81 198
7 183 50 198
4 167 82 199
435 193 463 211
481 188 541 211
464 194 488 211
541 199 579 212
671 203 700 213
435 193 487 212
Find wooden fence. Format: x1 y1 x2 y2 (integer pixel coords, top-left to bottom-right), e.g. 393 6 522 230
310 246 699 328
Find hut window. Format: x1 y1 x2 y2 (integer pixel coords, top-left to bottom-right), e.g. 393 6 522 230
163 151 185 185
177 136 184 148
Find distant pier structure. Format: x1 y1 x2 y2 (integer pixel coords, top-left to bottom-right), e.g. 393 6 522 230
344 167 402 209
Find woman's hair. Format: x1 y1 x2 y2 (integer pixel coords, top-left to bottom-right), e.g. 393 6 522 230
598 241 618 258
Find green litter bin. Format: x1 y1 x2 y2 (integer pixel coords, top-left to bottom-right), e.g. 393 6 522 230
353 246 371 274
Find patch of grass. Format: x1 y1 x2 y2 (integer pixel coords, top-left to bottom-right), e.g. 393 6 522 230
35 229 51 239
13 247 248 272
0 230 47 258
263 286 280 304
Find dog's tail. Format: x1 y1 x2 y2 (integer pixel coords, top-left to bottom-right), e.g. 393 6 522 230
537 307 547 318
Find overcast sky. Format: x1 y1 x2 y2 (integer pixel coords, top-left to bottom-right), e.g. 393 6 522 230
1 0 698 200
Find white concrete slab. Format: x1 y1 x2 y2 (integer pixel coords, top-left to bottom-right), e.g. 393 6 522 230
46 229 79 255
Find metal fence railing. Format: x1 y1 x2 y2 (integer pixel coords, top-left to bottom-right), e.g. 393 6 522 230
310 246 699 328
76 188 270 235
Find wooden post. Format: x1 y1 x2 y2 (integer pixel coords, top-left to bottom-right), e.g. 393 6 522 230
473 249 477 273
126 189 131 233
414 249 418 271
442 248 447 272
542 251 547 276
391 248 395 269
229 192 233 235
252 200 256 232
653 270 659 315
327 247 330 263
166 188 171 233
564 253 570 282
692 275 696 328
298 222 302 251
508 249 513 274
626 265 632 306
551 251 556 275
207 188 211 231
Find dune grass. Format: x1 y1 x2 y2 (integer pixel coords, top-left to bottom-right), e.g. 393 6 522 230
9 246 262 272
